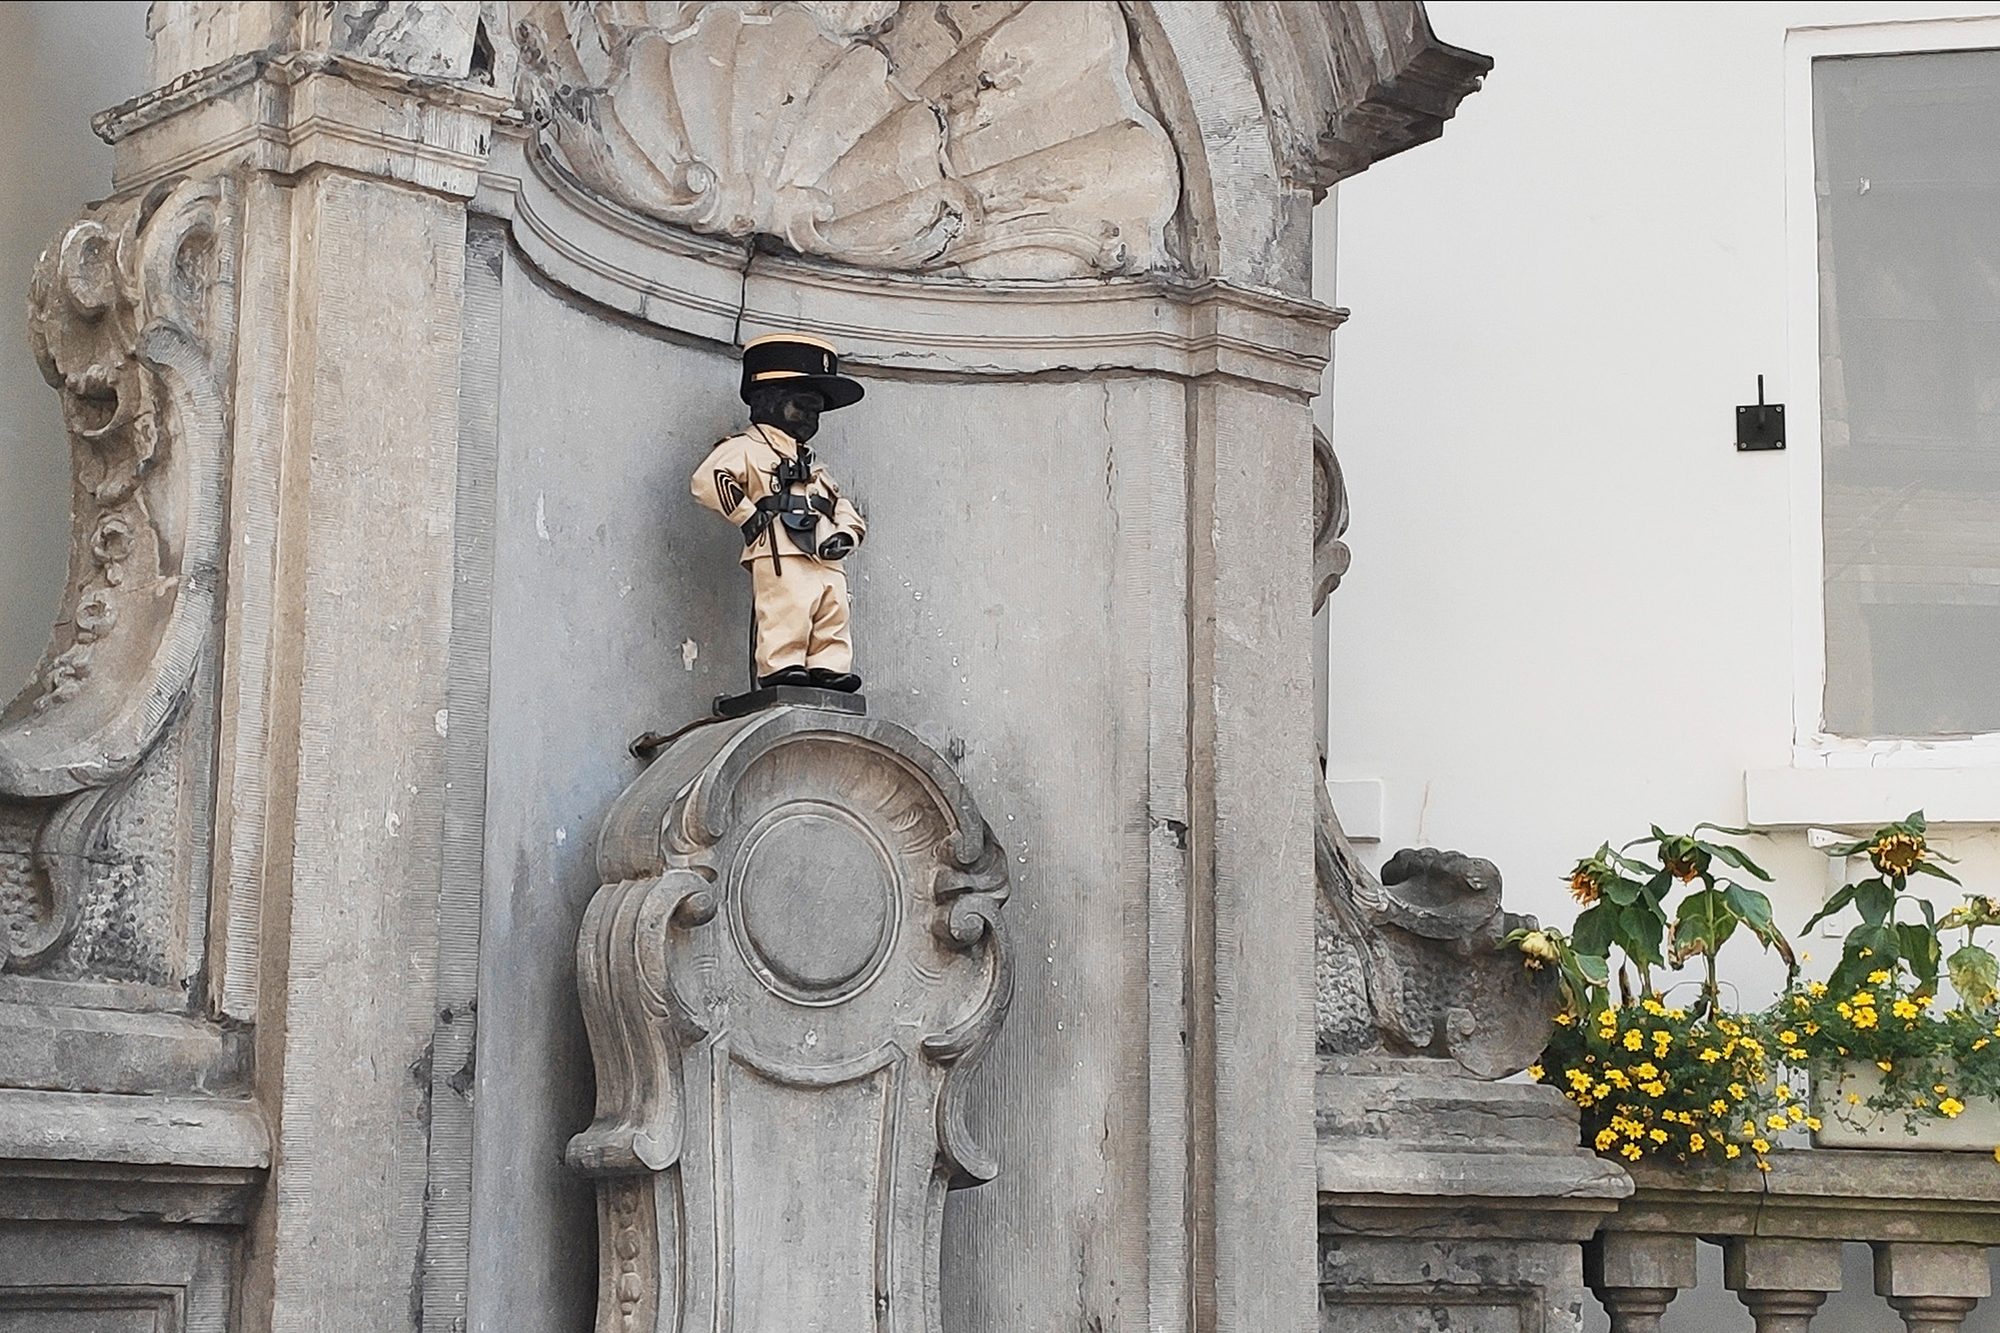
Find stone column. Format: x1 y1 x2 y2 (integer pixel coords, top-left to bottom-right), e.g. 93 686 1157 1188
1875 1243 1991 1332
96 8 511 1331
1726 1237 1844 1333
1586 1232 1698 1333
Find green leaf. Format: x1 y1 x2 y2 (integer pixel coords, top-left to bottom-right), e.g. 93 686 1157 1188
1900 922 1941 990
1700 840 1775 881
1907 810 1928 833
1601 877 1641 908
1695 823 1759 838
1912 860 1964 885
1670 888 1738 964
1572 904 1616 958
1948 944 1999 1008
1802 881 1860 935
1572 952 1611 986
1619 902 1666 969
1855 879 1895 927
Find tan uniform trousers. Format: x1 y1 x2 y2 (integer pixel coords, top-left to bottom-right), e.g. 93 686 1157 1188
750 558 852 676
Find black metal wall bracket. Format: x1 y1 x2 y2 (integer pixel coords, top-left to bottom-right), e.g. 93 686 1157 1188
1736 375 1785 451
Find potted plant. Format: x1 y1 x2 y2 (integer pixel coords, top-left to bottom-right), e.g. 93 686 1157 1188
1777 814 2000 1150
1516 826 1802 1169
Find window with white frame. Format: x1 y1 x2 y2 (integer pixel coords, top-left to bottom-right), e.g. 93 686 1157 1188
1814 47 2000 739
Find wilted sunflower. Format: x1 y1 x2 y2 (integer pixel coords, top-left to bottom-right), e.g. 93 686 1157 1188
1663 846 1709 883
1569 866 1603 906
1868 830 1926 877
1517 930 1560 969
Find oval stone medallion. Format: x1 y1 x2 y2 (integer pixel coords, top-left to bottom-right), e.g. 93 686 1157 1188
734 803 897 1000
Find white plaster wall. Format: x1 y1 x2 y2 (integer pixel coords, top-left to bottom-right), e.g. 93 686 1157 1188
1323 4 2000 1329
0 3 149 699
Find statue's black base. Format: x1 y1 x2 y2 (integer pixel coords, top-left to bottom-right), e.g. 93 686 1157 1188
713 685 867 720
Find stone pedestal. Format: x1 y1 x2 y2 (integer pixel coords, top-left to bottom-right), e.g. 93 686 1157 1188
1316 1058 1630 1333
567 704 1010 1333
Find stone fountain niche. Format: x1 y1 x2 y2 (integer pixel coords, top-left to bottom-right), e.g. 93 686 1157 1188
0 4 1517 1332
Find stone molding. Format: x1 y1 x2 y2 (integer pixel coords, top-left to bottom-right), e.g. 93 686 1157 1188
569 705 1010 1333
479 126 1342 396
1232 1 1492 199
95 48 518 197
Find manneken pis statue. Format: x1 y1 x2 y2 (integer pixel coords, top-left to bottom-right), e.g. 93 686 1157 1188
692 333 868 693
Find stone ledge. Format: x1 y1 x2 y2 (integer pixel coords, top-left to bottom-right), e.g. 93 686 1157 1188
1609 1148 2000 1244
0 1088 268 1169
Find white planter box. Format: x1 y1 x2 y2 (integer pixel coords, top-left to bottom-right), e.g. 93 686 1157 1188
1811 1062 2000 1151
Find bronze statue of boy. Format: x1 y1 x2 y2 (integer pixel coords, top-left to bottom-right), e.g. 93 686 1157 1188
692 333 868 692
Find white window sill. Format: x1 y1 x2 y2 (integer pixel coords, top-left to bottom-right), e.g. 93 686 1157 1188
1745 767 2000 828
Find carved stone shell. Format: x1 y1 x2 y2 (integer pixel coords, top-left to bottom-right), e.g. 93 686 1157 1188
512 1 1180 279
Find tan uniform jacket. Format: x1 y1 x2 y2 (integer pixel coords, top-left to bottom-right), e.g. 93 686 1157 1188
690 424 865 568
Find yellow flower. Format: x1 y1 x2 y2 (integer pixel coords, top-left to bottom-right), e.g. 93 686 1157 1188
1751 1138 1771 1154
1808 981 1828 998
1757 1158 1773 1172
1605 1069 1631 1089
1728 1083 1748 1100
1804 1022 1820 1036
1527 1065 1544 1081
1867 970 1892 986
1698 1048 1722 1063
1941 1098 1966 1119
1592 1084 1610 1100
1555 1012 1575 1027
1893 1000 1921 1020
1847 1093 1861 1105
1642 998 1666 1017
1992 1146 2000 1163
1935 1084 1949 1095
1709 1099 1728 1116
1649 1128 1669 1144
1806 1117 1822 1131
1595 1128 1618 1151
1854 1010 1878 1030
1766 1114 1789 1132
1635 1062 1658 1079
1779 1031 1799 1045
1640 1081 1667 1097
1623 1030 1644 1052
1725 1143 1742 1159
1689 1132 1706 1153
1878 1060 1894 1073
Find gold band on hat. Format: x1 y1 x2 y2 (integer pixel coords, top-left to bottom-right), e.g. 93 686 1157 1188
743 332 838 354
750 369 810 382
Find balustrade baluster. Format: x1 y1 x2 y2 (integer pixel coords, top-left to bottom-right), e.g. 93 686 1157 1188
1875 1242 1989 1333
1586 1233 1696 1333
1725 1238 1843 1333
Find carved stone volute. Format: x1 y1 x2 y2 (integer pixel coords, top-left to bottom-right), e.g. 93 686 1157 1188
2 179 229 795
569 705 1010 1333
0 179 232 975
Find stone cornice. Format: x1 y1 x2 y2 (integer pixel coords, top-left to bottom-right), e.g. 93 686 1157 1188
484 131 1341 397
94 49 519 197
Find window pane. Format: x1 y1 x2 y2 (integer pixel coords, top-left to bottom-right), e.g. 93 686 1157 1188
1817 49 2000 736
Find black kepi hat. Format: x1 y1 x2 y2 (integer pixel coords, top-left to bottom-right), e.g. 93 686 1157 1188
739 332 865 410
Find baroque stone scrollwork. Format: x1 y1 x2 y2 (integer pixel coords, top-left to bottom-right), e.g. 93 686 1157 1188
0 180 232 975
568 706 1010 1333
511 0 1179 278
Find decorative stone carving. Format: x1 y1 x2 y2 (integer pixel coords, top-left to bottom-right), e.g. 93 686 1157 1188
1231 1 1494 198
1312 425 1350 612
568 705 1010 1333
511 0 1179 278
1314 785 1558 1078
0 181 231 977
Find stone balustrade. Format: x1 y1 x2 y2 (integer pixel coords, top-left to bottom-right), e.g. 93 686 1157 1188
1588 1149 2000 1331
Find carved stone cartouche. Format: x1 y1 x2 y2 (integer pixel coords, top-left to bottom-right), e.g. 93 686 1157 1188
569 705 1010 1333
512 1 1179 279
0 180 231 978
